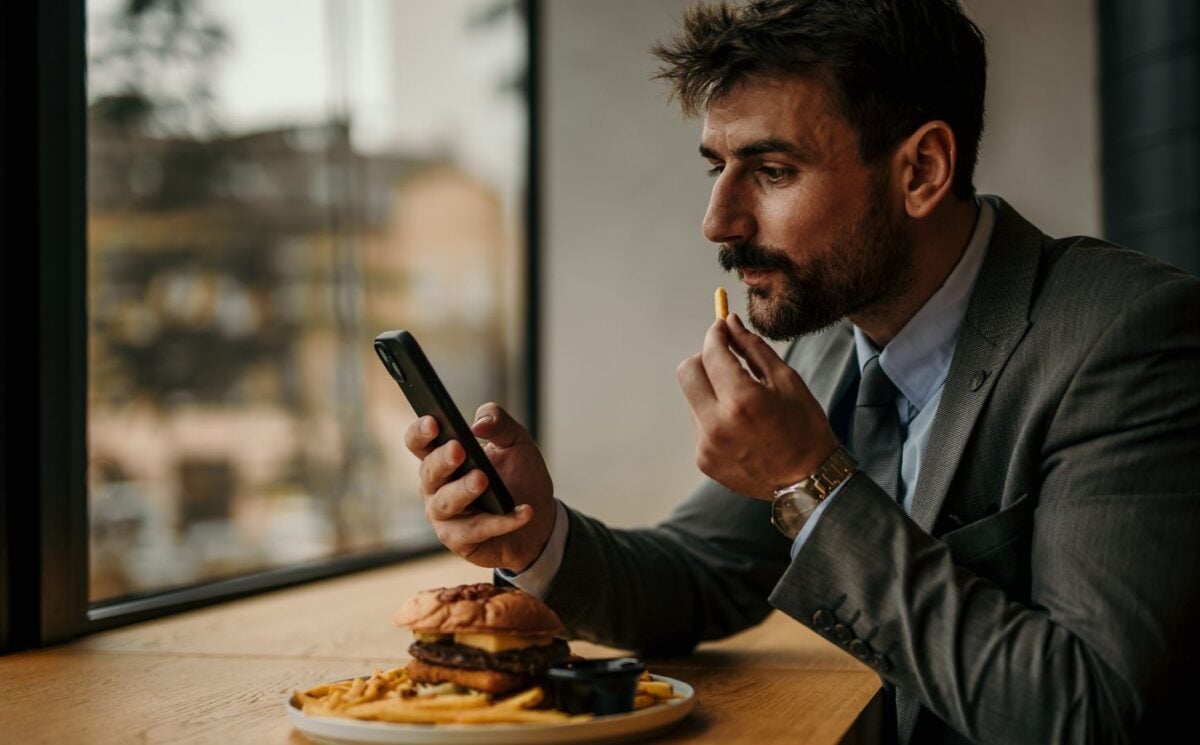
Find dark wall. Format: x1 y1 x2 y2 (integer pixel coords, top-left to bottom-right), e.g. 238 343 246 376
1100 0 1200 275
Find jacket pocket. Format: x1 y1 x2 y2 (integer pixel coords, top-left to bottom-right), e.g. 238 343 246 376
940 492 1034 568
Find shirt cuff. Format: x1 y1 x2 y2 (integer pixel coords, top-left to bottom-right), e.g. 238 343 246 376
495 499 569 599
789 481 845 560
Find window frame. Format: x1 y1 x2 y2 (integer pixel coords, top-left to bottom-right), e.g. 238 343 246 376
2 0 542 651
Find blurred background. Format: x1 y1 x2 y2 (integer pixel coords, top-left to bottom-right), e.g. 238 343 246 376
86 0 529 601
84 0 1196 602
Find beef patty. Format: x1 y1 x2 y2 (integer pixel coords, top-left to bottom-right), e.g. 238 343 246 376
408 637 571 676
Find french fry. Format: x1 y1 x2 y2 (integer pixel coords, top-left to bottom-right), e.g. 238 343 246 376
407 693 490 710
327 689 344 711
715 286 729 320
342 701 580 725
633 693 655 710
638 680 674 698
494 686 544 709
347 704 463 724
362 678 383 702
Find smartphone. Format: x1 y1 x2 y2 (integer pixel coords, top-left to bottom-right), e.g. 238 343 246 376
373 330 515 515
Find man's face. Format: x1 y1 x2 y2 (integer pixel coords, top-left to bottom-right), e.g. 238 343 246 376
700 75 913 340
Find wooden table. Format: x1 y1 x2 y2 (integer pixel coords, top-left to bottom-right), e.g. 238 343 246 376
0 552 882 744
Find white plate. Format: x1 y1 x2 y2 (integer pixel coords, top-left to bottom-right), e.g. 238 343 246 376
286 674 696 745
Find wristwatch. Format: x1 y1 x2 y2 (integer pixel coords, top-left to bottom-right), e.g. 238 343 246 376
770 446 857 539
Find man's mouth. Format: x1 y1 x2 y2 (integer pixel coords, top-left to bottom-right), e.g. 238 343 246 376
738 268 774 285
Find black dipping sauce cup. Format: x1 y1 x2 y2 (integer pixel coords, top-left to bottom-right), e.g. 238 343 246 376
546 657 647 715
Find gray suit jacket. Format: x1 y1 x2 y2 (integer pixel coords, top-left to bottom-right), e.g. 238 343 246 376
538 198 1200 744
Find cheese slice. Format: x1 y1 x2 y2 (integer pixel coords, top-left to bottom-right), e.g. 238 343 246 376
414 632 452 643
453 632 553 653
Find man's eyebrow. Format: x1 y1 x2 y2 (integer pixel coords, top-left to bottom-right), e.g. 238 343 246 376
698 138 813 161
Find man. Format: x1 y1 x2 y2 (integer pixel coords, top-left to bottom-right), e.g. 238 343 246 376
404 1 1200 742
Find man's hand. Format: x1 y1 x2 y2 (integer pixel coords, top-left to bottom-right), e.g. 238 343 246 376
676 313 839 500
403 403 556 572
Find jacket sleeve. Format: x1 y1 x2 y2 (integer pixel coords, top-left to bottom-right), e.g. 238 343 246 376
769 275 1200 744
542 477 792 655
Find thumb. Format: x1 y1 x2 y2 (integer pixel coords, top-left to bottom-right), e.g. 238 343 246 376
470 403 527 448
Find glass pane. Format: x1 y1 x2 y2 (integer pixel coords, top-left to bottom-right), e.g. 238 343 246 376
86 0 527 603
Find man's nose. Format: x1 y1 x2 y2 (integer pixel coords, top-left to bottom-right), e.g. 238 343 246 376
702 175 752 245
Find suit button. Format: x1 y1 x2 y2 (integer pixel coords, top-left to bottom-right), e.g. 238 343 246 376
813 610 835 630
970 370 988 391
869 653 891 673
833 624 853 642
848 639 870 659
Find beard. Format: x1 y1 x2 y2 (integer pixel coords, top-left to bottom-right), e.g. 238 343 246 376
716 173 913 341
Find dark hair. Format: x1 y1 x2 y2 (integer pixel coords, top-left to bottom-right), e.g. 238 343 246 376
652 0 987 198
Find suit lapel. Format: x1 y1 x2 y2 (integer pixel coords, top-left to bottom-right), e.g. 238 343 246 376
896 198 1047 745
908 197 1044 533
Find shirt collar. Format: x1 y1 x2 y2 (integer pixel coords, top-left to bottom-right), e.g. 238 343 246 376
853 197 996 410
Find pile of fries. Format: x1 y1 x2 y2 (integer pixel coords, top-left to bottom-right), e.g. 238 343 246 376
293 666 678 725
634 670 677 710
293 667 578 725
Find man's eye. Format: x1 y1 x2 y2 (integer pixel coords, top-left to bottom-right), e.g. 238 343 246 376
706 164 724 177
759 166 793 184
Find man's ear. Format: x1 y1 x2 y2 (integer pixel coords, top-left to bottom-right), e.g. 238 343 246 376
893 121 957 219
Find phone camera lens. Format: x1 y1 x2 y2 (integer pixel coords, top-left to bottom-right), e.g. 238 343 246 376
375 344 406 383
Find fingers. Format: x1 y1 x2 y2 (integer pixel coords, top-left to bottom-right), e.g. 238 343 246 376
726 313 785 384
701 318 755 396
404 416 440 459
677 351 716 416
471 402 526 448
418 440 466 498
426 468 489 521
456 504 534 545
431 497 535 548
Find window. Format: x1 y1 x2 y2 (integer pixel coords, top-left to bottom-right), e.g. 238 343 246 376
2 0 539 649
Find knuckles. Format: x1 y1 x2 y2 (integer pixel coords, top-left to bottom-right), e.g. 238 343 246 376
723 394 757 425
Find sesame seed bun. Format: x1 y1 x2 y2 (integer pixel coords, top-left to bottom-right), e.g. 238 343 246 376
392 583 565 637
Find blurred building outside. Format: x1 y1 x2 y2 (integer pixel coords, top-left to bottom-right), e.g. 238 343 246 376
86 0 527 602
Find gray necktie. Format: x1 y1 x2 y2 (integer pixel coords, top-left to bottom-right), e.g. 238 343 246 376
851 355 902 502
852 355 907 740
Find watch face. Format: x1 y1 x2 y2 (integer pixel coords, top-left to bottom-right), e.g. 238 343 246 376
771 491 820 539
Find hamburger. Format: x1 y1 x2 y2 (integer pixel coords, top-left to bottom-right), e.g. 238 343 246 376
394 583 571 695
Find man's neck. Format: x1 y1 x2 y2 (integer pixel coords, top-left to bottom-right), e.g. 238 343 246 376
851 197 980 348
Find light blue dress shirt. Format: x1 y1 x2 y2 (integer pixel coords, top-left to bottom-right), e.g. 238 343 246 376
790 198 996 558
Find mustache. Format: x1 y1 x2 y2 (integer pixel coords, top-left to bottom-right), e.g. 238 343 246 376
717 242 794 273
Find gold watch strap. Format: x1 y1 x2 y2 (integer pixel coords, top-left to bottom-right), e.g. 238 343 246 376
775 446 857 502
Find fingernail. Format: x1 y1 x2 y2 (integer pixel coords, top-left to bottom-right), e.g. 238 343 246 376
514 504 530 516
420 418 434 436
475 415 494 426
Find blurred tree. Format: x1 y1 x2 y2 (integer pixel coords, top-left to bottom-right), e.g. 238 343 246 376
88 0 228 135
